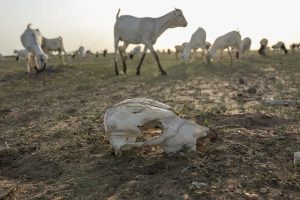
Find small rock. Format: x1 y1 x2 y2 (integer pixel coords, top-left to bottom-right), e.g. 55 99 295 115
294 151 300 166
239 78 245 84
216 145 227 151
0 141 10 151
244 192 259 199
182 194 189 200
247 87 257 94
271 178 278 186
268 76 277 82
190 182 207 189
259 187 269 194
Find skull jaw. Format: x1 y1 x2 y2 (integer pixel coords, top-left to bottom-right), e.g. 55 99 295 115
109 133 144 156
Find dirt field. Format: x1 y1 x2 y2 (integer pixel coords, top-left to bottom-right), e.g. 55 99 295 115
0 52 299 199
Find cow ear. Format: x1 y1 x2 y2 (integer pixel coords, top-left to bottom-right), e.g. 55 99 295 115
173 9 177 16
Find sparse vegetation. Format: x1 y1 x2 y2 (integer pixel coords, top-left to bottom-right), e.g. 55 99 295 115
0 51 299 199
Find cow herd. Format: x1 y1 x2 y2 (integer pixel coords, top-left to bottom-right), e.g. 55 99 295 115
2 9 298 75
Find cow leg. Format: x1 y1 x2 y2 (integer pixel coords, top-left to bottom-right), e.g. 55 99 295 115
227 48 232 65
113 38 119 75
61 47 71 65
58 50 65 65
136 46 148 75
119 42 129 74
149 45 167 76
201 48 206 63
27 54 34 73
218 50 223 62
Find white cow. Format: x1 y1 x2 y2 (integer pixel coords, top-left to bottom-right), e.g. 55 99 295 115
205 42 211 50
271 41 288 54
86 50 94 57
21 24 49 73
207 31 242 64
13 49 28 62
114 8 188 75
181 27 207 63
129 46 142 59
78 46 85 58
241 37 251 53
42 36 70 64
258 38 268 56
231 37 251 58
174 42 188 59
71 46 85 59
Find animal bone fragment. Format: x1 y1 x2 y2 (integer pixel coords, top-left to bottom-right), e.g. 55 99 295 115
104 98 208 156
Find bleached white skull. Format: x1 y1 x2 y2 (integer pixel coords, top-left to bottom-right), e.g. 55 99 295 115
103 98 208 156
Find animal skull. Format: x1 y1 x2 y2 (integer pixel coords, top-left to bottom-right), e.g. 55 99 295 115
104 98 208 156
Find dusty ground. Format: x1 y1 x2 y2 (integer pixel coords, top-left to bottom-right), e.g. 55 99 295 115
0 52 299 199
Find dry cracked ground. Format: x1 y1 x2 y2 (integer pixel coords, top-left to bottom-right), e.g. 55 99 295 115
0 52 299 199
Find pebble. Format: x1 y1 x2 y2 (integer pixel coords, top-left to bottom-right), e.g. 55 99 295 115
182 194 189 200
259 187 268 194
191 182 207 189
247 87 257 94
268 76 277 82
294 151 300 166
239 78 245 84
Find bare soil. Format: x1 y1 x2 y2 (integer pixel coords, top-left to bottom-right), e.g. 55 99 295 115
0 52 299 199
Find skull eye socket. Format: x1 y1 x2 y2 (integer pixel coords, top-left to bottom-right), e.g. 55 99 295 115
138 120 163 141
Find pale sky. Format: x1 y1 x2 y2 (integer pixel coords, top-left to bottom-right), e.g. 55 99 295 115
1 0 300 55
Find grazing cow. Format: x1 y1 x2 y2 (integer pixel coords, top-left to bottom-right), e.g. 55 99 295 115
232 37 251 58
241 37 251 53
78 46 85 58
13 49 28 62
103 49 108 57
181 27 206 63
129 46 141 59
21 24 48 73
113 8 188 75
86 50 94 57
290 43 300 51
205 42 211 50
41 36 70 64
207 30 242 64
258 38 268 56
174 42 188 59
72 46 85 59
272 41 288 54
